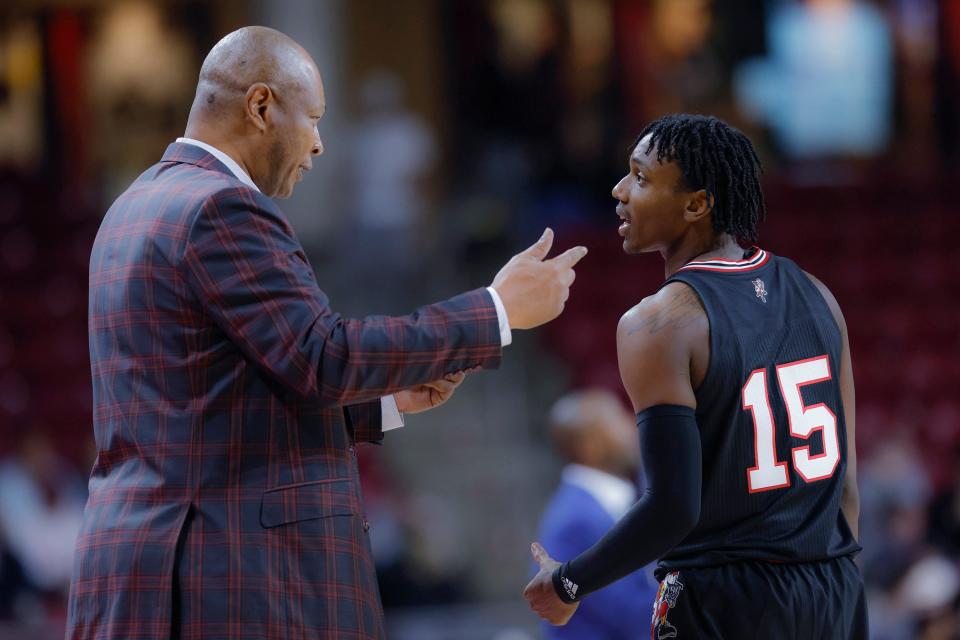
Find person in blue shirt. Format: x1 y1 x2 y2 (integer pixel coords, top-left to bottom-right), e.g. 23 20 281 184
535 389 659 640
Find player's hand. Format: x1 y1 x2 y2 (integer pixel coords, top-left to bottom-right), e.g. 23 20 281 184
491 228 587 330
523 542 579 625
394 372 467 414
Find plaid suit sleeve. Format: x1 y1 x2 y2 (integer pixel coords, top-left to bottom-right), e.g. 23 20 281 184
343 401 384 444
182 188 502 406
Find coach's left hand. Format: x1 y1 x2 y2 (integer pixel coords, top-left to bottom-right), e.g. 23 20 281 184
524 542 579 625
394 371 467 414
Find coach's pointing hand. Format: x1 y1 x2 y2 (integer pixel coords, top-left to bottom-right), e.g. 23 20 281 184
491 228 587 330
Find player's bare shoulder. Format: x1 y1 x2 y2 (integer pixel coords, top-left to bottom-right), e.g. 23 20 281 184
617 281 708 341
615 282 706 409
803 271 847 336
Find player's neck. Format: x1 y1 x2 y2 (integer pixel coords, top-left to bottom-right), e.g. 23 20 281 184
663 234 743 278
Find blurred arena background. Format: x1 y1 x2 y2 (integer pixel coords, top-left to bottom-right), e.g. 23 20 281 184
0 0 958 638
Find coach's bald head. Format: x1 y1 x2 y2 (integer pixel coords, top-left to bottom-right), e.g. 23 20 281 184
184 26 324 198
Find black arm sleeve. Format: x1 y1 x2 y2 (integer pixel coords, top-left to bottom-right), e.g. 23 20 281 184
551 404 702 602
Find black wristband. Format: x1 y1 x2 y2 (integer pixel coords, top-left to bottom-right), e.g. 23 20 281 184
551 562 580 603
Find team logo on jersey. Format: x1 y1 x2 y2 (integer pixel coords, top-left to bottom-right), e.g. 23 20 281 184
651 571 684 639
752 278 768 303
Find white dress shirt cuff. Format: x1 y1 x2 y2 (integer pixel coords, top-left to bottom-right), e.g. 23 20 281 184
380 288 509 431
381 395 405 431
485 287 513 347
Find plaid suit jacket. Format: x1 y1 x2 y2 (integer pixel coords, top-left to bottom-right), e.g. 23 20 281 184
66 142 503 639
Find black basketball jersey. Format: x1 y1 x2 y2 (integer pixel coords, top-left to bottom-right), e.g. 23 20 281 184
658 248 860 573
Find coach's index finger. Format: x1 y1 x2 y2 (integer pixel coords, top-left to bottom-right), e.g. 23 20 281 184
520 227 555 261
550 245 588 268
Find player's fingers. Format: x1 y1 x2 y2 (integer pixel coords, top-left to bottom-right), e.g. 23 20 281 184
531 541 550 569
522 577 537 600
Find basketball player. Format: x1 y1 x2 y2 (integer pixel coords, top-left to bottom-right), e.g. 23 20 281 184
524 114 867 638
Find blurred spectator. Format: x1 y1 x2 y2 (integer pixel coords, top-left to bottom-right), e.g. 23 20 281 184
534 389 658 640
0 542 30 621
86 1 198 197
896 554 960 640
0 20 44 169
858 433 931 588
643 0 725 116
349 70 437 235
342 69 437 310
0 429 85 597
871 552 960 640
735 0 892 158
855 432 960 640
891 0 939 173
930 462 960 558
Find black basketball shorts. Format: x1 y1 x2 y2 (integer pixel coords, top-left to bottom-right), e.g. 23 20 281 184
650 556 867 639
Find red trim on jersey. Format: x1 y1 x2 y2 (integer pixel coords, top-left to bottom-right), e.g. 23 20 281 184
679 248 769 273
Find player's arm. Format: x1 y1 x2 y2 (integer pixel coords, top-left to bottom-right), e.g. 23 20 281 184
806 272 859 541
525 282 706 623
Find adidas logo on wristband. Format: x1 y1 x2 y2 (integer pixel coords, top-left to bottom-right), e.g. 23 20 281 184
561 575 579 601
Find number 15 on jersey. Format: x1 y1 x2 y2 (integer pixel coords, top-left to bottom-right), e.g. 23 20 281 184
742 355 841 493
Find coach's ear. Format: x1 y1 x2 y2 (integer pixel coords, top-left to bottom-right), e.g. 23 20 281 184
245 82 274 132
683 189 713 223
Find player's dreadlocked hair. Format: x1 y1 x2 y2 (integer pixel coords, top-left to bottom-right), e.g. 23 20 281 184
635 114 766 244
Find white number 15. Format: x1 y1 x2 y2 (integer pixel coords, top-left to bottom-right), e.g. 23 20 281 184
742 355 840 493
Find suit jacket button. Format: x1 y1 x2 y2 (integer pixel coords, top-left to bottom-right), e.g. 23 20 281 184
362 519 370 532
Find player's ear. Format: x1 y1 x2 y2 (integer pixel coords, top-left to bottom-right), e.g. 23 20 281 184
683 189 713 223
